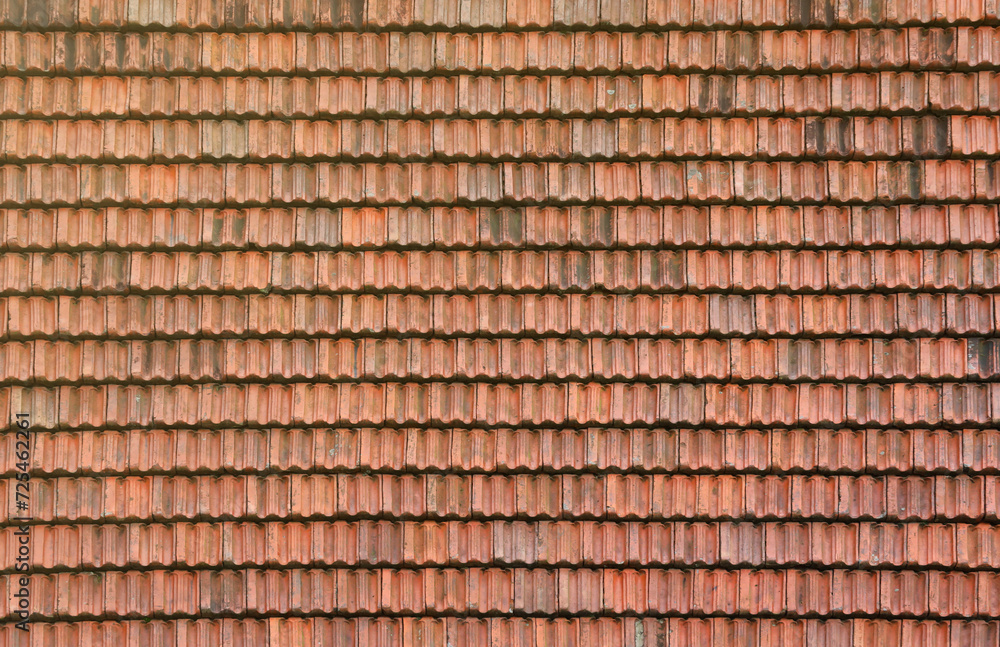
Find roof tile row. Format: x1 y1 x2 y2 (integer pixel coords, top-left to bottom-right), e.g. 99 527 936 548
6 520 998 569
7 427 997 476
6 617 998 647
6 473 1000 523
4 203 999 251
14 0 1000 30
1 160 1000 205
8 248 1000 294
3 29 996 75
0 381 996 429
5 336 986 384
3 567 999 619
2 293 994 338
5 73 1000 118
8 115 996 162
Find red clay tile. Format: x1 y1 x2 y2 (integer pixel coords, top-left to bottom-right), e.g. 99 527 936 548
810 30 859 71
757 117 805 157
2 4 999 640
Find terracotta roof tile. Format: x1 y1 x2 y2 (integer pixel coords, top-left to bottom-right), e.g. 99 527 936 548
2 2 999 642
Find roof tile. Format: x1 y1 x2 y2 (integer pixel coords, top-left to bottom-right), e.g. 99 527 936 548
2 1 998 638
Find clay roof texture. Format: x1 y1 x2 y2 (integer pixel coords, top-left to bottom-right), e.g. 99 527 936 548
1 0 1000 645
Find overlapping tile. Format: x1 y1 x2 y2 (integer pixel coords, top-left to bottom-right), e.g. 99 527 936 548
0 0 998 645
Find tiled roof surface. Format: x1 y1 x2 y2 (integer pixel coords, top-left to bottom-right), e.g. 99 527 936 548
2 0 1000 645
